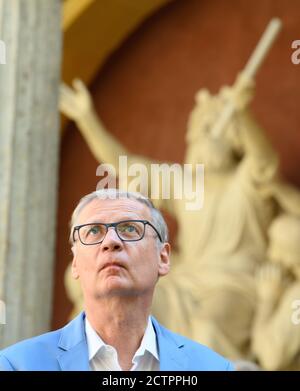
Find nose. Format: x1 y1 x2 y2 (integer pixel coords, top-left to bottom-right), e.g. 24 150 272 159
100 227 123 252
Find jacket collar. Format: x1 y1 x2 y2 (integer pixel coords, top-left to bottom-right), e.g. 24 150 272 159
56 312 187 371
57 312 90 371
151 316 188 370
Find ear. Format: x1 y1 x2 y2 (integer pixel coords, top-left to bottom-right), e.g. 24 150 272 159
71 247 80 280
158 242 171 277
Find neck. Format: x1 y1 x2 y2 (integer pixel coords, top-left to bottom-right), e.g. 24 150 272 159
85 296 151 370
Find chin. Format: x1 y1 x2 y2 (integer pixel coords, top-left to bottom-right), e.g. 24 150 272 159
99 278 135 297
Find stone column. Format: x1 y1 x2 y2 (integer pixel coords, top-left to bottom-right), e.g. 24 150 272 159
0 0 62 348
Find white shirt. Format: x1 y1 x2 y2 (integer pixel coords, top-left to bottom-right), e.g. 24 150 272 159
85 317 159 371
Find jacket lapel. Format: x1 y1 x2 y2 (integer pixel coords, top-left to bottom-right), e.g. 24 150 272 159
55 313 187 371
151 317 188 371
57 312 90 371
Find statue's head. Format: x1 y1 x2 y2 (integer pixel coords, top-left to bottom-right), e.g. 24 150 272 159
268 214 300 276
184 88 242 172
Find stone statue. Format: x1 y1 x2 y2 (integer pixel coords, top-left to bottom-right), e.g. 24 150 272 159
60 75 300 360
251 214 300 370
59 19 300 359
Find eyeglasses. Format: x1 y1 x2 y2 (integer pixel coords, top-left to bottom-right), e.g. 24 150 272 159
72 219 163 245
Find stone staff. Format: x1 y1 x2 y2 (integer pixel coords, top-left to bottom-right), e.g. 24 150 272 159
211 18 282 138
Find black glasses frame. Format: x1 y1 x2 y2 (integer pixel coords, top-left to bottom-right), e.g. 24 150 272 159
72 219 163 245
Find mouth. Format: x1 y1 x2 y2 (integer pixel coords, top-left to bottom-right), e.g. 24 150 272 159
100 262 125 271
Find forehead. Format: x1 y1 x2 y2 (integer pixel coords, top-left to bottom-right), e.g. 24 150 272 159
76 197 151 225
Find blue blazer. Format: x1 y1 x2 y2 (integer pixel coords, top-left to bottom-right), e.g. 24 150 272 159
0 312 233 371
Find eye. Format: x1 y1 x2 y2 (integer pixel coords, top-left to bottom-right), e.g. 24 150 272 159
118 223 138 233
87 225 101 236
117 222 144 239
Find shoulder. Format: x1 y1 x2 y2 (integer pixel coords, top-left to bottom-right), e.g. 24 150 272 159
154 319 234 371
171 330 233 370
0 312 86 371
153 319 234 371
0 328 62 371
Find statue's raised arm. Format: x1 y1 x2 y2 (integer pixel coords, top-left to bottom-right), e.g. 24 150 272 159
60 79 129 168
209 18 283 186
59 79 176 214
211 18 282 139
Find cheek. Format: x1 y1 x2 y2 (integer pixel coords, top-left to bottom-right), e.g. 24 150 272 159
144 249 161 275
130 245 159 272
76 248 99 274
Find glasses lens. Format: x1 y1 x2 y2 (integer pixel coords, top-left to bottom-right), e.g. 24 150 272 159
116 221 144 240
79 224 106 244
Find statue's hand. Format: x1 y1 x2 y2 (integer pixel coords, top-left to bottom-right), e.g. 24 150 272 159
220 73 255 112
59 79 93 122
256 264 284 302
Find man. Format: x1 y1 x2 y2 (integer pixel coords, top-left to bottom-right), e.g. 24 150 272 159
0 189 233 371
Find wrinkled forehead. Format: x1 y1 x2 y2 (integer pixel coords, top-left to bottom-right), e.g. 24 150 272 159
75 197 152 226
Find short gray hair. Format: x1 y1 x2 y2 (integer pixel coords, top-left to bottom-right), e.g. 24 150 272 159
69 189 169 244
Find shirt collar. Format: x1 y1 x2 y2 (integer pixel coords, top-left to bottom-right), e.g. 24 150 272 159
85 317 106 360
85 316 159 362
134 316 159 361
